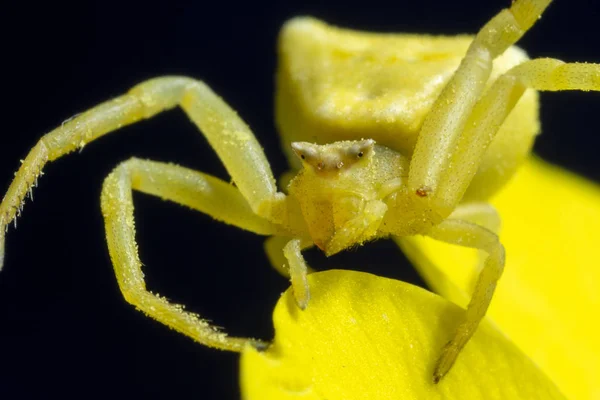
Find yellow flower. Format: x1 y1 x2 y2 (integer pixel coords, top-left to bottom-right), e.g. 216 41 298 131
240 157 599 399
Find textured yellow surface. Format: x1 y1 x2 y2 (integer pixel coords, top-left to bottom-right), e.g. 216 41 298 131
397 157 600 399
240 270 565 399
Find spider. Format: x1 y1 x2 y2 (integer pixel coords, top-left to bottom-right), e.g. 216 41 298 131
0 0 598 384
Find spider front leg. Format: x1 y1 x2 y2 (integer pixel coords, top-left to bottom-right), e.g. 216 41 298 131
409 0 600 213
282 238 314 310
265 235 320 309
0 76 288 270
447 203 501 236
423 58 600 212
408 0 552 217
424 214 505 383
101 158 278 351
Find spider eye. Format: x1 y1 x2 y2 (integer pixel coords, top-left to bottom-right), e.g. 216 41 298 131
345 139 374 161
291 142 318 164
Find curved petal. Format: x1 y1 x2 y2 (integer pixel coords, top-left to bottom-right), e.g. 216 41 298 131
240 270 564 400
396 156 600 399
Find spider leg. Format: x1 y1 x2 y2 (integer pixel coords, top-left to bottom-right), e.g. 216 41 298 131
282 238 313 309
425 217 505 383
0 77 287 270
264 235 314 278
430 58 600 210
407 0 552 219
268 200 386 306
101 157 277 352
449 203 502 285
447 203 500 235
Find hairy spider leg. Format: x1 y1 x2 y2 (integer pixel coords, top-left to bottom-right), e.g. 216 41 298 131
447 203 501 236
394 203 501 310
264 235 315 278
0 77 289 271
425 217 505 383
408 0 553 218
432 58 600 211
282 238 313 309
102 158 279 351
0 77 304 351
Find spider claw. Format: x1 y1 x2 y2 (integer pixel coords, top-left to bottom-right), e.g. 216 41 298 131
432 339 461 384
251 339 271 352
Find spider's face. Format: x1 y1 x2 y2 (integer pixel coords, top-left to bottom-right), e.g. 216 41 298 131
291 139 374 177
289 140 381 254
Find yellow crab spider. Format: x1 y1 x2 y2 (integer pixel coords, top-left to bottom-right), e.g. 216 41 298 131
1 0 599 383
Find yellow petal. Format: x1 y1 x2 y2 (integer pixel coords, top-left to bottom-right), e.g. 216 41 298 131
397 156 600 400
240 270 564 400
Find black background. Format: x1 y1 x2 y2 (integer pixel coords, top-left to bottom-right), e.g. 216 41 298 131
0 0 598 398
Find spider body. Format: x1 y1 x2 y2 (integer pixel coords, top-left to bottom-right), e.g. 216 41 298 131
1 0 599 384
288 140 406 255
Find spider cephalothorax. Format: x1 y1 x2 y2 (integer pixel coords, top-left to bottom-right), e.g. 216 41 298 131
287 139 396 254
